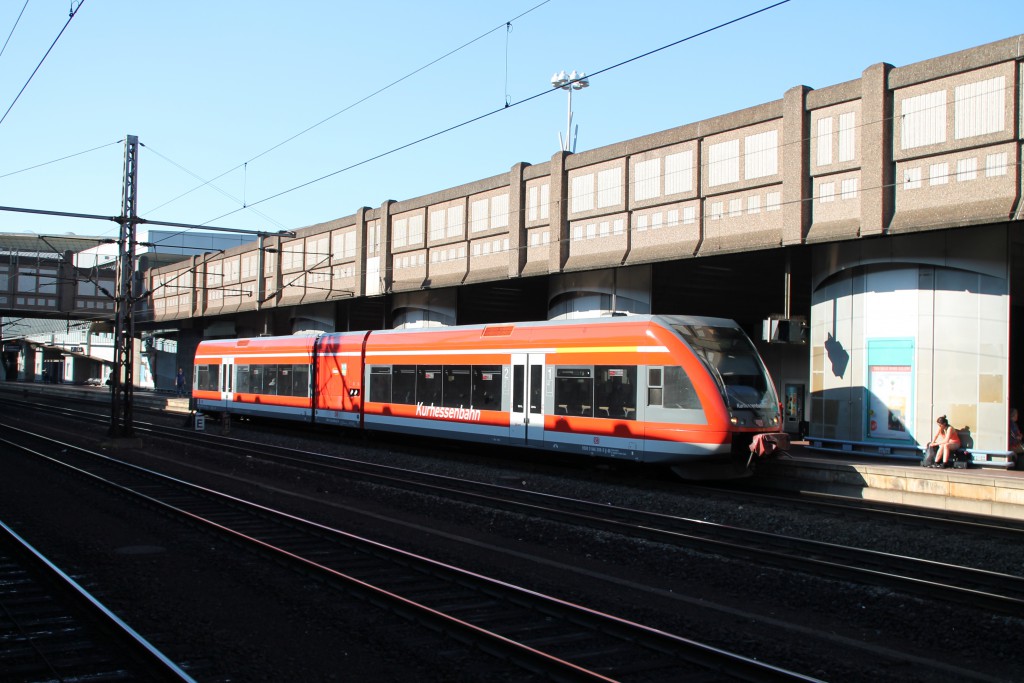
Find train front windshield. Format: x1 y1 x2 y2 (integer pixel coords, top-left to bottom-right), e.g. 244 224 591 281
672 323 780 422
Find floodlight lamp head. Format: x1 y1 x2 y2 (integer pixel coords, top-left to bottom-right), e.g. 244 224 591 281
573 72 589 90
551 70 569 89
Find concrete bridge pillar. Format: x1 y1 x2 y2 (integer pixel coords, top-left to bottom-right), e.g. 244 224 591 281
809 223 1010 456
391 289 456 328
860 62 895 236
548 265 651 320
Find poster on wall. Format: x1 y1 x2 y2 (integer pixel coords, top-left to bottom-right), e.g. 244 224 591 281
866 339 915 441
784 383 804 422
868 365 912 439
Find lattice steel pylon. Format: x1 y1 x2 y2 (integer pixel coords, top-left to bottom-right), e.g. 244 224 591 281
109 135 139 437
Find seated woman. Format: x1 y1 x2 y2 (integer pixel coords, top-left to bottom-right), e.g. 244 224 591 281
927 415 960 468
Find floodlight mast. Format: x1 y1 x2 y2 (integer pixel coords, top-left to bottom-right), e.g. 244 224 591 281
550 69 589 152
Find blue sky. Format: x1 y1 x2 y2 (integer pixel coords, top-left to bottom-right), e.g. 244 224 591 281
0 1 1020 241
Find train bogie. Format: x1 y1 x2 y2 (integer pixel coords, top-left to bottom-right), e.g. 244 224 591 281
193 315 782 478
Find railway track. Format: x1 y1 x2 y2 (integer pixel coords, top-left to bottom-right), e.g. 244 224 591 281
1 423 821 682
0 518 195 682
7 397 1024 617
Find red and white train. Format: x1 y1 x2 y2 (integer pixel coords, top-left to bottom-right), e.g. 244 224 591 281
193 315 782 479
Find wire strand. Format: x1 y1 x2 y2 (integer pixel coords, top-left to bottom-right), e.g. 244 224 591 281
0 0 30 61
0 0 86 129
504 21 513 107
202 0 792 226
243 0 551 168
142 144 287 230
0 139 122 180
144 1 552 217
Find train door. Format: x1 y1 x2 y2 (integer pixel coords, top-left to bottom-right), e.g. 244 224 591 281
509 353 544 444
220 358 234 405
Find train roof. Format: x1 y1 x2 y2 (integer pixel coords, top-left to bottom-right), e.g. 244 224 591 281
196 334 320 354
364 314 741 337
195 315 744 350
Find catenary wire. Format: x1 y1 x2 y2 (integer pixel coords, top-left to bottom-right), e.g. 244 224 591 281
505 21 513 107
109 0 785 237
239 0 551 168
200 0 792 227
141 144 288 231
11 0 987 244
143 1 552 218
0 0 30 61
0 0 86 129
0 140 122 180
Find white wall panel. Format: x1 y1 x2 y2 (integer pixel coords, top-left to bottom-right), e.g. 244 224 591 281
664 151 693 195
954 76 1004 139
744 130 778 180
816 117 832 167
708 139 739 187
634 158 659 201
838 112 856 162
901 90 946 149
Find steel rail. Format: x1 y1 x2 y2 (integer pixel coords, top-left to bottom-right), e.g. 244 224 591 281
0 519 196 682
8 393 1021 536
1 424 821 683
130 415 1024 615
6 396 1024 616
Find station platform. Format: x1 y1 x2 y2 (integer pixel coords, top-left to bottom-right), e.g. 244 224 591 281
756 444 1024 520
3 380 1022 520
0 380 192 415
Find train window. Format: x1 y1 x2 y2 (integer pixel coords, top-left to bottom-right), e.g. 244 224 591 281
672 323 775 409
594 366 637 420
530 364 543 414
291 365 310 398
472 366 501 409
234 364 311 397
393 366 416 404
554 367 593 417
195 364 219 391
442 366 471 408
663 366 700 409
264 365 279 395
512 365 524 413
718 356 770 407
648 368 663 406
236 365 250 393
248 366 262 393
277 367 294 397
417 366 443 405
369 366 391 403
